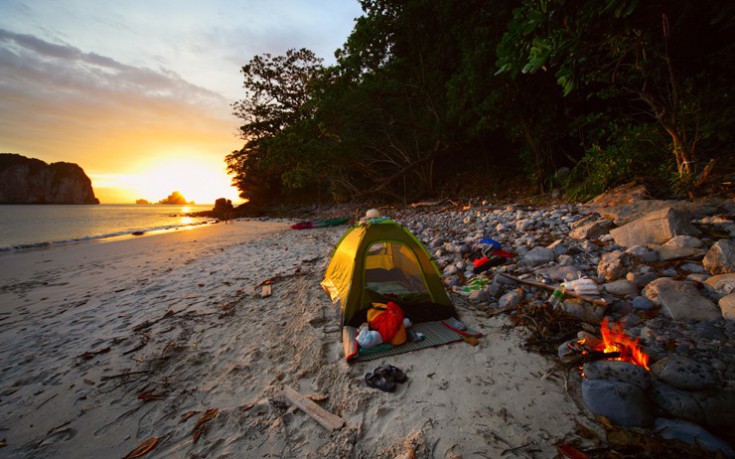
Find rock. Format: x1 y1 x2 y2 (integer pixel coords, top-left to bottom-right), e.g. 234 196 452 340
720 293 735 320
656 246 706 262
664 235 705 249
521 247 555 266
609 207 700 248
0 153 99 204
643 278 722 321
498 289 524 308
468 289 489 302
700 389 735 429
654 418 735 458
703 239 735 274
704 273 735 294
598 199 717 226
560 299 606 324
626 245 659 263
569 219 613 240
598 250 640 281
602 279 638 297
650 380 706 423
586 182 651 209
651 355 721 390
546 240 568 256
626 272 659 288
581 379 653 427
680 263 706 274
533 265 584 282
631 296 656 311
558 339 578 363
582 360 651 389
577 331 602 348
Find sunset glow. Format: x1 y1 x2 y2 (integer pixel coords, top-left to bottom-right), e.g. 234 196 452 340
0 1 361 205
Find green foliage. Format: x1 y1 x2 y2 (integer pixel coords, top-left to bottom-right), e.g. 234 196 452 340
226 0 735 205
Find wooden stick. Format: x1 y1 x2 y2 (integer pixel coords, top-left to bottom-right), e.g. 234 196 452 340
282 385 344 431
497 273 608 307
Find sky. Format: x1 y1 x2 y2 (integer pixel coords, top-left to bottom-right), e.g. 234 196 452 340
0 0 362 204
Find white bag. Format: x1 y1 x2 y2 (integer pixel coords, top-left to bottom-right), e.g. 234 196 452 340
561 277 600 296
357 329 383 349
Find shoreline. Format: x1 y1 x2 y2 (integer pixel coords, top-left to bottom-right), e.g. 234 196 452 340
0 212 588 458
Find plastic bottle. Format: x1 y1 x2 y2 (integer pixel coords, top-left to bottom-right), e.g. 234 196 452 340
548 288 565 307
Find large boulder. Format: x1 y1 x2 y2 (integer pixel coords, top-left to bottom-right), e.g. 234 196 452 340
0 153 99 204
720 293 735 320
569 219 613 240
703 239 735 275
643 278 721 321
582 379 653 427
609 207 699 247
598 250 640 281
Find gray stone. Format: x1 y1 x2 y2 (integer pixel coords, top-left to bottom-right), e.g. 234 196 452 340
654 418 735 458
498 289 524 308
720 293 735 320
704 273 735 294
656 245 706 262
468 289 489 302
626 271 659 288
598 250 641 281
557 254 575 266
651 355 721 390
610 207 700 247
704 239 735 275
663 235 705 249
546 239 568 256
700 389 735 429
582 360 651 389
522 246 555 266
443 264 459 276
649 380 706 423
680 263 706 274
631 296 656 311
560 299 606 324
602 279 638 297
577 331 602 348
558 339 578 363
581 379 653 427
569 219 613 240
626 245 659 263
643 277 722 321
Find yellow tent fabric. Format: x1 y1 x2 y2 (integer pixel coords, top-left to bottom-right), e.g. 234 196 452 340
321 219 455 328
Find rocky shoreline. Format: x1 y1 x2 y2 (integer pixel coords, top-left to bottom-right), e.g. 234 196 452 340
373 190 735 456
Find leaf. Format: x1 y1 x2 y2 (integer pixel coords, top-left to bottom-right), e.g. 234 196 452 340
192 408 219 443
596 415 614 430
180 410 200 423
122 436 158 459
557 443 590 459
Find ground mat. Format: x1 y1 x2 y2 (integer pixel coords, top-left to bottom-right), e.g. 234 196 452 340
352 321 481 362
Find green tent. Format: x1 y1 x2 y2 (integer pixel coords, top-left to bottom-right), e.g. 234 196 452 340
321 218 456 328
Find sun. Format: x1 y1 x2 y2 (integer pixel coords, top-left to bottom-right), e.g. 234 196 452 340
119 151 238 204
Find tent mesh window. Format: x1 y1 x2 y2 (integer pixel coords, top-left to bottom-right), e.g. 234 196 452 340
363 241 429 296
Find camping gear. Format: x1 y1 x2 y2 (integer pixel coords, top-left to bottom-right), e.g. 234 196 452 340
344 321 483 362
322 218 459 361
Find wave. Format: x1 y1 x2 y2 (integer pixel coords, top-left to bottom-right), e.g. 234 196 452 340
0 220 213 253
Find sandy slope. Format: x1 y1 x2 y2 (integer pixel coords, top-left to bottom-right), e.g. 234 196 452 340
0 219 588 458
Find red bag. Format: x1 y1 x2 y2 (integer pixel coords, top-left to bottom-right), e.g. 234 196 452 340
368 301 405 343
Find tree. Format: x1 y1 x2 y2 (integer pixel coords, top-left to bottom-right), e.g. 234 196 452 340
496 0 735 192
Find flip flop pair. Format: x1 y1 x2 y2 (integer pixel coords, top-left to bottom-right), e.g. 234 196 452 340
365 365 408 392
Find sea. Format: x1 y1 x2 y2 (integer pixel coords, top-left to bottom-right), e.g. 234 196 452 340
0 204 216 252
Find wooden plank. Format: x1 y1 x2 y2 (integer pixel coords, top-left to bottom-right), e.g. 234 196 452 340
261 285 272 298
282 385 345 431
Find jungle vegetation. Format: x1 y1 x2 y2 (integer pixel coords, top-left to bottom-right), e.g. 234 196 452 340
226 0 735 206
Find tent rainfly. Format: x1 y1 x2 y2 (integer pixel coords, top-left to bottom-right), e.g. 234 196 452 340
321 218 457 331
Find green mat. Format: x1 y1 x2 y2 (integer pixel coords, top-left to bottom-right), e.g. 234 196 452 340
352 321 481 362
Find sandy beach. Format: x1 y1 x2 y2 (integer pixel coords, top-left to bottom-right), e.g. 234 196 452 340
0 217 589 458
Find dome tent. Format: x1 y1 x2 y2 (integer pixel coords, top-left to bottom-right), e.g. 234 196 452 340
321 217 459 360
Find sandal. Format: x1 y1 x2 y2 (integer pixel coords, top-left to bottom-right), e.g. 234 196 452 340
365 371 396 392
374 364 408 384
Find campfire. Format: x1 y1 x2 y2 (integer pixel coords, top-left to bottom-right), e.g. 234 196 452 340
576 318 650 371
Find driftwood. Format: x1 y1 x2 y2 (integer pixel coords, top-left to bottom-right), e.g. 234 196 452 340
282 385 345 431
497 273 608 307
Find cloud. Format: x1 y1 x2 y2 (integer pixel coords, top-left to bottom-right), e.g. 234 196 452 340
0 28 238 170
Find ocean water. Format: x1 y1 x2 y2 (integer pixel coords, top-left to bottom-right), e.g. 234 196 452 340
0 204 215 251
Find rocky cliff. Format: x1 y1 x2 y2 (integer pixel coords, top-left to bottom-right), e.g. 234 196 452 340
0 154 99 204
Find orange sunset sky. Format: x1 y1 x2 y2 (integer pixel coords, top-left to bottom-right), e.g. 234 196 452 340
0 1 361 204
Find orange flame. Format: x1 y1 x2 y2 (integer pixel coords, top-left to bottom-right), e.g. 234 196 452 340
597 318 650 370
